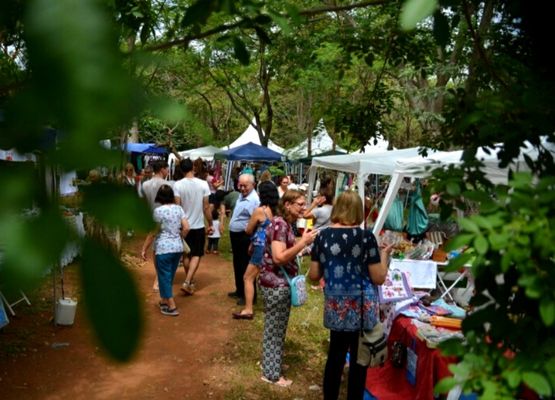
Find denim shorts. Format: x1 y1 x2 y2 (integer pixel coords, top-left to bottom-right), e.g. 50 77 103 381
249 244 265 267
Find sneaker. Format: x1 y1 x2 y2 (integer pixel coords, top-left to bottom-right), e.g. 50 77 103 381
161 307 179 316
158 302 168 311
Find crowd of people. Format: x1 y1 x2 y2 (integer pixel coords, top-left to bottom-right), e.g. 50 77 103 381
130 157 392 398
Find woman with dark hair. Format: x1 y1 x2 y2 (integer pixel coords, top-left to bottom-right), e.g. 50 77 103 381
277 175 290 198
258 190 318 387
308 190 392 399
232 181 279 320
141 184 190 316
304 186 334 229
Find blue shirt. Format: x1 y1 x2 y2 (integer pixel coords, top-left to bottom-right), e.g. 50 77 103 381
311 227 381 331
229 189 259 232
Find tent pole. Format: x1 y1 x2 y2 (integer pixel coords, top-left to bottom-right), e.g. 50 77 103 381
373 173 404 236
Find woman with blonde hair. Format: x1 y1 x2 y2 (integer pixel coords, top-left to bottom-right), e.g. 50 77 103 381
259 190 318 387
309 190 392 399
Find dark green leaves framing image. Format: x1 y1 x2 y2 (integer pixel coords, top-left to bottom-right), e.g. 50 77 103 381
80 239 143 362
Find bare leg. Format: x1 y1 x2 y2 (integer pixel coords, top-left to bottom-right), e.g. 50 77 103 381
241 264 259 315
184 256 201 286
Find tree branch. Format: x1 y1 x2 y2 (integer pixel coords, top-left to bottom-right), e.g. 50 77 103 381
141 1 390 53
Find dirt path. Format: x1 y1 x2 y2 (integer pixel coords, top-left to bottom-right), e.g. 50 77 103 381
0 235 242 400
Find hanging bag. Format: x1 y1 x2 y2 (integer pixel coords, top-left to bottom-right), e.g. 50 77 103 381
383 196 404 232
280 266 308 307
356 229 388 367
407 180 429 236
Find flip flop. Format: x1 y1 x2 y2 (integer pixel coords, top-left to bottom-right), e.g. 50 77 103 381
261 376 292 387
232 312 254 320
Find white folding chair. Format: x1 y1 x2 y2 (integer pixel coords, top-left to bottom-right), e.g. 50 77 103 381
0 289 31 316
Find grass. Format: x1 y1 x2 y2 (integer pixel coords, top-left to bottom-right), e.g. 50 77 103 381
219 250 332 400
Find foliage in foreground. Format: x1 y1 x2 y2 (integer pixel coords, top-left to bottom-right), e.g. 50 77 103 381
434 173 555 399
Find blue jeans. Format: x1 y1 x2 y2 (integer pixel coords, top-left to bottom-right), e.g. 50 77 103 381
155 252 182 299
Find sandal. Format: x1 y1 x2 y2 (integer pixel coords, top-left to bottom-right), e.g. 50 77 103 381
261 376 292 387
232 311 254 320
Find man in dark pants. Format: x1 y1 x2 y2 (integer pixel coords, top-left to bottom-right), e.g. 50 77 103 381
228 173 259 305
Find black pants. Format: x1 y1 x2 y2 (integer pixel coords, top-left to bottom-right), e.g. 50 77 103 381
323 330 368 400
229 230 250 298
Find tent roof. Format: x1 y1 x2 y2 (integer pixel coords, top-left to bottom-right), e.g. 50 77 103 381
284 119 346 159
393 139 555 184
296 149 348 163
123 143 167 154
178 145 221 161
215 142 283 162
352 135 390 154
310 147 422 176
228 119 284 153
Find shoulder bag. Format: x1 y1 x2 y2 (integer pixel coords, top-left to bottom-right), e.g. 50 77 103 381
280 265 308 307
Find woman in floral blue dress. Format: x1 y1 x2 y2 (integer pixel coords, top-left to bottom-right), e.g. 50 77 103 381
141 185 189 316
309 190 392 399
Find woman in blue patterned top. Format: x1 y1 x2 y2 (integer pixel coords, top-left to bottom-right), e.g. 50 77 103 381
141 185 189 316
309 190 392 400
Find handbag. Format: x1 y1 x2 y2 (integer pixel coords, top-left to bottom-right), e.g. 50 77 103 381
280 266 308 307
356 229 388 368
356 322 388 367
182 238 191 254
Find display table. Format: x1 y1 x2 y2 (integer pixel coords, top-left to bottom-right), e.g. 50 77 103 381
366 316 456 400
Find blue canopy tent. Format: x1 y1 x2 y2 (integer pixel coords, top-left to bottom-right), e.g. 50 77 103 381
122 143 168 172
214 142 284 189
214 142 283 162
122 143 167 154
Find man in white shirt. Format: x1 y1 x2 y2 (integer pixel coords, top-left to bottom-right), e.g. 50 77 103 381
228 173 259 305
173 158 213 294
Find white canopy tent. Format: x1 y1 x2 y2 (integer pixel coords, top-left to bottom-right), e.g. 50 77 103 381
372 139 555 235
227 118 284 153
307 147 422 203
284 119 346 159
352 134 390 154
178 145 222 161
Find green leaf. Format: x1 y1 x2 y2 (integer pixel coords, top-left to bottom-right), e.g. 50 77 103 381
444 233 474 251
473 235 489 255
522 371 552 397
181 0 214 28
546 358 555 389
434 376 457 394
81 183 155 232
400 0 438 30
503 369 521 388
540 298 555 326
472 215 493 230
0 210 71 288
446 181 460 196
489 232 509 250
446 252 473 270
80 239 143 361
458 218 480 234
233 36 250 65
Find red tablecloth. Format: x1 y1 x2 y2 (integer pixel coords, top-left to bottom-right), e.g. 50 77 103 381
366 316 456 400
